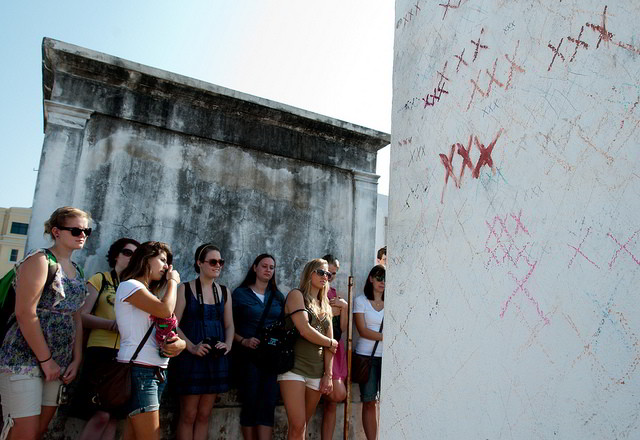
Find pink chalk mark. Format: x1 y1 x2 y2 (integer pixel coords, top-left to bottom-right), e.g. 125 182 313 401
607 230 640 268
501 262 550 325
484 212 535 268
510 209 530 236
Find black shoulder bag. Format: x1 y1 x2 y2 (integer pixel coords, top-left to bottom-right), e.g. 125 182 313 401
351 318 384 384
255 291 306 374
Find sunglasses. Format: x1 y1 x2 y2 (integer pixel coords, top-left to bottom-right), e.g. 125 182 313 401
374 275 385 282
120 248 134 257
329 271 337 280
58 226 92 237
314 269 332 278
205 258 225 267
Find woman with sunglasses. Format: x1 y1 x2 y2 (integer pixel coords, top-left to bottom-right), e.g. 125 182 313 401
0 207 91 440
320 254 348 440
116 241 186 440
353 265 385 440
232 253 285 440
75 237 139 440
278 258 338 440
171 243 234 440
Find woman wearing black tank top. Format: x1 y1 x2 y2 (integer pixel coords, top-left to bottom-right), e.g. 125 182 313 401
171 243 235 440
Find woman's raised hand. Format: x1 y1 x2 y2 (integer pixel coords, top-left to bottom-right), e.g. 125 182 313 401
166 265 180 284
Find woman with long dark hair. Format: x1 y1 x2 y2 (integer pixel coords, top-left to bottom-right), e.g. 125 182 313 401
171 243 234 440
232 253 285 440
115 241 186 440
278 258 338 440
77 237 139 440
353 265 385 440
0 206 91 440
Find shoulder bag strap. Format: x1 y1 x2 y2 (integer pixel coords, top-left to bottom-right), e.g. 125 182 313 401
195 278 208 336
128 325 154 363
91 272 108 315
256 288 276 333
368 318 384 359
284 308 307 319
110 269 120 290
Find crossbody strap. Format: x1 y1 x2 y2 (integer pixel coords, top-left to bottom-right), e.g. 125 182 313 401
256 288 277 333
128 325 154 363
368 318 384 359
285 308 307 319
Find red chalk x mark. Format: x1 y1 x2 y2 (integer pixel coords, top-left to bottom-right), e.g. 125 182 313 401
472 129 503 178
567 26 589 62
439 129 505 203
586 6 614 49
547 38 565 71
567 227 600 269
471 28 489 62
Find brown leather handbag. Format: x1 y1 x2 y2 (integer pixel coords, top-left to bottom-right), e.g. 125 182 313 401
89 325 154 410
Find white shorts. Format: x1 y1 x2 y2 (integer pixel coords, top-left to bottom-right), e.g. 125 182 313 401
0 373 61 418
277 370 321 391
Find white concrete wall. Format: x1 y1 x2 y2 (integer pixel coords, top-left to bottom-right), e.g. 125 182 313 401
385 1 639 438
375 193 388 263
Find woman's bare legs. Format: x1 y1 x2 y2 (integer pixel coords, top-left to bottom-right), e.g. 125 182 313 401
280 380 322 440
177 394 216 440
321 379 347 440
127 410 161 440
241 425 273 440
79 411 117 440
362 401 379 440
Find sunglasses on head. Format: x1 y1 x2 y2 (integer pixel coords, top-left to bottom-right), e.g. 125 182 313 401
205 258 225 267
120 248 134 257
374 274 385 282
58 226 92 237
314 268 331 278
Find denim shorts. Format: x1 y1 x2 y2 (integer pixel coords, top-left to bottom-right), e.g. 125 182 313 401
127 365 167 417
359 356 382 403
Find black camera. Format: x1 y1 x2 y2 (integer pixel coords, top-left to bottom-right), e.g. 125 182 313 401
201 337 226 358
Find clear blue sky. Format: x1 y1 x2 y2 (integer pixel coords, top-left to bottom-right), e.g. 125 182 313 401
0 0 392 208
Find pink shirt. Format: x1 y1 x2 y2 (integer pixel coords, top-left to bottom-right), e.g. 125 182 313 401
328 287 347 380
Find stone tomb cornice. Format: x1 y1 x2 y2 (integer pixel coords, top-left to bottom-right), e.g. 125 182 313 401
42 38 389 173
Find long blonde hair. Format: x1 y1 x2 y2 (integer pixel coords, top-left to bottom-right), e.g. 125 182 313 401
298 258 332 320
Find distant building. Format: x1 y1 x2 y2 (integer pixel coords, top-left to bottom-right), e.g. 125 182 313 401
0 207 32 276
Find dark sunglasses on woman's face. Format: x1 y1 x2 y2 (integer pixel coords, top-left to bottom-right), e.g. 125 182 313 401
314 269 331 278
205 258 225 267
374 275 385 282
58 226 92 237
120 248 134 257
